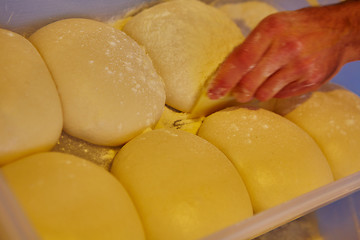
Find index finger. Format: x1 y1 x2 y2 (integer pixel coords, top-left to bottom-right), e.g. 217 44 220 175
207 28 273 100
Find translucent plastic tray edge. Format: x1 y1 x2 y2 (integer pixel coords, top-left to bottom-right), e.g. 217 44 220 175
202 171 360 240
0 172 39 240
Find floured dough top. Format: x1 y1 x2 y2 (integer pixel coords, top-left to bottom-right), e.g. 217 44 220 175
275 84 360 179
122 0 244 113
30 18 165 146
0 28 62 165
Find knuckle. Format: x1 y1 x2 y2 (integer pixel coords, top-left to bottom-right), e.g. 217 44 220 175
292 58 314 74
237 77 257 94
280 39 303 53
261 12 288 30
296 61 310 73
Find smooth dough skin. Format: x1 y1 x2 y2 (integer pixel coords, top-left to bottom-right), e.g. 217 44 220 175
275 84 360 180
1 152 145 240
0 28 62 166
29 18 165 146
198 107 334 213
122 0 244 113
111 129 253 240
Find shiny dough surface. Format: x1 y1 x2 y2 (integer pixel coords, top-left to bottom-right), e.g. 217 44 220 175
1 152 145 240
111 128 252 240
0 28 62 165
198 107 334 212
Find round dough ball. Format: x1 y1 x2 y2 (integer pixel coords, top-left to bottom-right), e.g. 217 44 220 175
122 0 244 113
1 152 145 240
198 107 334 213
274 84 360 179
0 28 62 165
29 18 165 146
111 129 253 240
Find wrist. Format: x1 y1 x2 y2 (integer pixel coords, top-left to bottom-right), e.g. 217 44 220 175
334 0 360 62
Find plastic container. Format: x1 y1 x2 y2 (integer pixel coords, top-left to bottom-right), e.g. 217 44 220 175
0 173 40 240
203 172 360 240
1 0 360 239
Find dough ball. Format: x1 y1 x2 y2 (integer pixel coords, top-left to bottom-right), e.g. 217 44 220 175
1 152 145 240
218 1 278 35
198 107 334 213
29 18 165 146
122 0 244 113
0 28 62 165
274 83 360 179
111 129 253 240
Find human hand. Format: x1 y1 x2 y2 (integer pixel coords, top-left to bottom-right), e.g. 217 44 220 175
208 2 360 102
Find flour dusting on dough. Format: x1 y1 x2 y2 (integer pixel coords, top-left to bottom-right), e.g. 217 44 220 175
218 1 278 32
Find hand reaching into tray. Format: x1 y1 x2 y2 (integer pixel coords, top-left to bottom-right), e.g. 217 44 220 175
207 0 360 103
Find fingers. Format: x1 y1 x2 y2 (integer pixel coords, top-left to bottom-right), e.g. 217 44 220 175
274 61 337 98
275 80 321 98
231 58 282 102
207 29 272 100
207 10 330 103
231 39 303 102
254 67 301 101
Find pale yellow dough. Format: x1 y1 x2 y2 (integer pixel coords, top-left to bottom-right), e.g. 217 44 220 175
198 107 334 213
218 1 278 30
1 152 145 240
275 84 360 179
122 0 244 113
111 129 253 240
30 18 165 146
0 28 62 165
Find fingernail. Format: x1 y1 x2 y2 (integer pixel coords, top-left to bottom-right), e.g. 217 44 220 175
207 87 227 100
